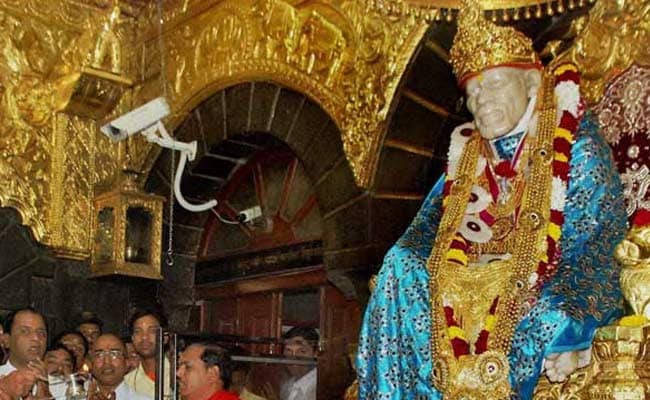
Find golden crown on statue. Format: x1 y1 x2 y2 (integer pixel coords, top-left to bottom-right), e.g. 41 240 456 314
450 0 542 86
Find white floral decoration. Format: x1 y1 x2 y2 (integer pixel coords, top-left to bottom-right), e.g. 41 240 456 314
465 185 492 214
447 122 476 178
551 176 567 211
555 81 580 119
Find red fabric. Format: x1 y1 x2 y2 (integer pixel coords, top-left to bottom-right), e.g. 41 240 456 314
553 136 571 156
146 370 156 381
555 69 580 85
494 161 516 178
550 210 564 224
451 337 470 358
443 306 457 326
488 297 499 314
449 236 468 251
474 330 489 354
633 209 650 227
207 391 240 400
479 209 495 226
553 162 570 180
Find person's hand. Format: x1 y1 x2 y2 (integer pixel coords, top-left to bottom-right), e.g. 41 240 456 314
0 369 39 399
0 387 12 400
26 360 49 399
544 351 579 382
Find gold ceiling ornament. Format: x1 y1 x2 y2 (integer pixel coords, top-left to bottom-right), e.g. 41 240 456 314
367 0 596 22
449 0 541 85
0 0 140 259
552 0 650 105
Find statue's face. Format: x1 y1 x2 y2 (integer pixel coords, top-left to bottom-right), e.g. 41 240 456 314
465 67 540 140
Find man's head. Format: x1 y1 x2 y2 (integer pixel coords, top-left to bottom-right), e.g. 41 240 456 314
54 331 88 372
5 308 47 368
177 343 232 400
44 344 75 377
122 338 140 373
129 309 167 360
77 314 103 347
282 327 319 378
90 334 128 390
465 66 541 140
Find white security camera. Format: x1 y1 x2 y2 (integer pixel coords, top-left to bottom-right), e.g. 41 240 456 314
238 206 263 223
99 96 219 213
100 97 170 142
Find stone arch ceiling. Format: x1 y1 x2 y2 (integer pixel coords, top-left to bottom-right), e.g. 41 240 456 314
146 83 370 298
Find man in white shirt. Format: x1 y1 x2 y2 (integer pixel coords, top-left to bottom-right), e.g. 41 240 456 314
0 307 48 398
89 334 150 400
280 328 318 400
123 309 171 398
0 308 47 376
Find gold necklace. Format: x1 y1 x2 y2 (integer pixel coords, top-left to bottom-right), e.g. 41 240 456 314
428 75 556 399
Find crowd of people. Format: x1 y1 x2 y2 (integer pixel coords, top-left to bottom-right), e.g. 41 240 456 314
0 308 319 400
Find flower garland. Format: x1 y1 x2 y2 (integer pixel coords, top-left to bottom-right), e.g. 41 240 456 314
439 63 583 358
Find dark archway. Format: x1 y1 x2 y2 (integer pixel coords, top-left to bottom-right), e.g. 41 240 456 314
145 82 376 324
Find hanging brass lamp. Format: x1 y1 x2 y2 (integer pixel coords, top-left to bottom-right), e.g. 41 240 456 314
91 171 164 280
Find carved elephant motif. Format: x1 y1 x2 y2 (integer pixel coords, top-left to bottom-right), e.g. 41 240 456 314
252 0 299 60
293 10 347 85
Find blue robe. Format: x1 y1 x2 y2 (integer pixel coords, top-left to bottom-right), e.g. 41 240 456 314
357 114 627 399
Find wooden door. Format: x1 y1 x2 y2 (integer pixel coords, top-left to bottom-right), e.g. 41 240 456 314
238 292 282 354
318 285 361 399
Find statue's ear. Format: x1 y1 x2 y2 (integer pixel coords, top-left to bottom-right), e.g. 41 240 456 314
524 69 542 98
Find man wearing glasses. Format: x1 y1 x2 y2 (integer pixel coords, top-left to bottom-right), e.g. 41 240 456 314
90 334 150 400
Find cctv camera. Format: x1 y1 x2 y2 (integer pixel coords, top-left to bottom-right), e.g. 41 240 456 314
100 97 171 142
238 206 262 223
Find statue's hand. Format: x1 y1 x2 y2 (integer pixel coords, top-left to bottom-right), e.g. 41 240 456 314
543 347 591 382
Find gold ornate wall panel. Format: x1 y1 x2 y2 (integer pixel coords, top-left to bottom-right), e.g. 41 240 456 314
128 0 429 187
0 0 134 258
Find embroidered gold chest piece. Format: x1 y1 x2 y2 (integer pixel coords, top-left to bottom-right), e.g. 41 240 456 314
438 260 513 346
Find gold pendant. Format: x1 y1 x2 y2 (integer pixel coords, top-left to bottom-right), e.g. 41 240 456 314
435 351 511 400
